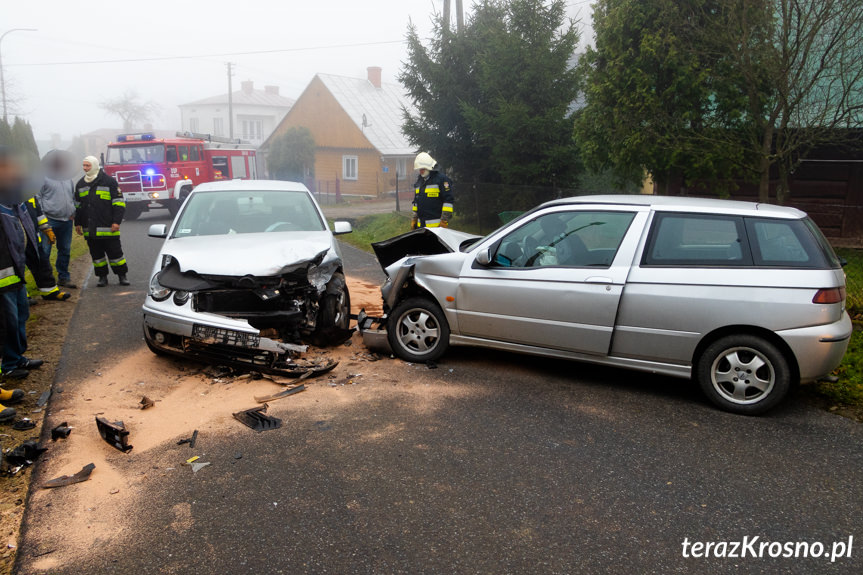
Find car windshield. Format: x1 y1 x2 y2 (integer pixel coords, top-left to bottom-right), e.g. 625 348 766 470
105 144 165 165
171 190 325 237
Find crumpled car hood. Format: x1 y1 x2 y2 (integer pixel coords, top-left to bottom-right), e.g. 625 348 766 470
372 227 480 270
161 232 336 277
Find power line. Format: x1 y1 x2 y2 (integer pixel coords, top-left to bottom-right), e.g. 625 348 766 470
6 39 406 68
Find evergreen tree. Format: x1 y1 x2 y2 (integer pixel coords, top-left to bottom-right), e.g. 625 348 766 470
0 118 12 148
10 117 39 156
400 0 581 185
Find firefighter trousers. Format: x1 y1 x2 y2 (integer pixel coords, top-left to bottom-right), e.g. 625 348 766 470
87 237 128 277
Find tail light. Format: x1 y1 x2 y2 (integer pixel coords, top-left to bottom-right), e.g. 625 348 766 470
812 287 846 304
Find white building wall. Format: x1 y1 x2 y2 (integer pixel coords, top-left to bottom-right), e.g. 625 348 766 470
179 102 291 147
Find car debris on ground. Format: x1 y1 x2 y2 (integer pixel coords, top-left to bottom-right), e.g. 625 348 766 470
176 430 198 448
233 405 282 432
41 463 95 489
51 423 72 441
253 384 306 404
95 417 133 453
139 396 155 410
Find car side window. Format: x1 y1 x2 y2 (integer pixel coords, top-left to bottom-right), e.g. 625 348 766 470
492 210 636 268
745 218 829 268
643 213 751 266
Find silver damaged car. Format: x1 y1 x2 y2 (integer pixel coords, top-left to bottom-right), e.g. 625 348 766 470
372 195 851 414
143 180 352 375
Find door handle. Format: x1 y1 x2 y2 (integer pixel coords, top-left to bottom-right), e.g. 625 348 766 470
585 276 612 284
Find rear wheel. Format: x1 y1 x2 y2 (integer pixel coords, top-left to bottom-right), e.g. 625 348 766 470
387 297 450 363
696 334 791 415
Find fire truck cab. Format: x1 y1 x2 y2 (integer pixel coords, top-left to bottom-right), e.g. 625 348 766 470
103 132 257 219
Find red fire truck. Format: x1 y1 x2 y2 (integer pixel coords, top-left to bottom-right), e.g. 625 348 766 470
102 132 257 219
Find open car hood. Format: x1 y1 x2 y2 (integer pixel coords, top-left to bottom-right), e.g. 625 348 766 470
160 232 335 277
372 228 481 270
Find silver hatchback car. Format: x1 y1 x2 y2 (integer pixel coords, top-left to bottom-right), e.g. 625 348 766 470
373 195 851 414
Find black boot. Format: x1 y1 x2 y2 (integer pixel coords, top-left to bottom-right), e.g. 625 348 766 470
118 274 130 286
97 276 108 287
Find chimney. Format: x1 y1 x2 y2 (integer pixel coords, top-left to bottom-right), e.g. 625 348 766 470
367 66 382 89
264 85 279 96
241 80 254 94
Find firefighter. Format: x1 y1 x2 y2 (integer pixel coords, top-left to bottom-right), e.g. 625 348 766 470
75 156 129 287
411 152 454 229
0 147 39 418
25 195 71 301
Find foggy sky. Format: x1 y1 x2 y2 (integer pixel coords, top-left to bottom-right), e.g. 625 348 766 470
3 0 593 142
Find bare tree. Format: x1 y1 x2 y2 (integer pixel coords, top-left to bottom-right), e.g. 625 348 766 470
722 0 863 202
99 91 160 132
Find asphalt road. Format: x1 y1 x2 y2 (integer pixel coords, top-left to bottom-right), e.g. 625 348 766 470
16 207 863 574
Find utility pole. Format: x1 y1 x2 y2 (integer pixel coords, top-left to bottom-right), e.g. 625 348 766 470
443 0 451 33
0 28 37 123
226 62 234 140
455 0 464 32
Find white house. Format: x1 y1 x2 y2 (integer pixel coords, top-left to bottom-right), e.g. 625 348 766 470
178 81 295 146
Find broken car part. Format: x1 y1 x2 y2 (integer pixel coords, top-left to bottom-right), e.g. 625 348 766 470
95 417 133 453
12 419 36 431
5 440 47 467
139 396 155 410
253 384 306 404
51 422 72 441
233 404 282 432
36 390 51 407
177 429 198 448
42 463 95 489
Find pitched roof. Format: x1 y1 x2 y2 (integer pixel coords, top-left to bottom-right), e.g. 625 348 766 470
316 73 415 156
180 88 295 109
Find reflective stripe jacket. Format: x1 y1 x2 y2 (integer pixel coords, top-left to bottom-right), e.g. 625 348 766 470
412 170 454 224
0 214 21 292
75 169 125 237
26 196 51 233
0 202 37 291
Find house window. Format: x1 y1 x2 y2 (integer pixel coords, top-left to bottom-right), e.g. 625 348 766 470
343 155 358 180
214 118 224 136
396 158 409 179
241 119 263 142
189 117 199 132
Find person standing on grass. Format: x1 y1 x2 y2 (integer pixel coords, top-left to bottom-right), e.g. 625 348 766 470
38 150 77 288
75 156 129 287
0 146 40 420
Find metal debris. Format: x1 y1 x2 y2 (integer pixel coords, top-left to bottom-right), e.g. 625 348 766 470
95 417 133 453
36 390 51 407
51 422 72 441
5 440 47 467
139 396 155 410
233 404 282 432
254 384 306 404
42 463 95 489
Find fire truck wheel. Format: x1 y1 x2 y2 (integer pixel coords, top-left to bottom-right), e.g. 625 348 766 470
167 200 181 217
124 204 143 220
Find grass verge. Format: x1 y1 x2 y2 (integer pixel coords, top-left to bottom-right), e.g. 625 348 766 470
337 212 484 254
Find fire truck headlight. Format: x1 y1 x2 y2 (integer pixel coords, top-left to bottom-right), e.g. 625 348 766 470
150 192 160 199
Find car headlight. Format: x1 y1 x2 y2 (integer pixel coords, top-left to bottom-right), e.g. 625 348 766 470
149 274 171 301
173 290 190 306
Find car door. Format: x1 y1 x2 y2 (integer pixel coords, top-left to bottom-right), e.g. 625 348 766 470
454 206 647 356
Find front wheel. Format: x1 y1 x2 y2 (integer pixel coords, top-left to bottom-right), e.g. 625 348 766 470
387 297 450 363
696 334 792 415
124 203 143 220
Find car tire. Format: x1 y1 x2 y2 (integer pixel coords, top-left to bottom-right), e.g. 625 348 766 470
124 203 143 221
318 273 351 331
696 334 791 415
387 297 450 363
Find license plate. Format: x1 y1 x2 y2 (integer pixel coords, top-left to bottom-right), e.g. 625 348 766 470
192 324 260 348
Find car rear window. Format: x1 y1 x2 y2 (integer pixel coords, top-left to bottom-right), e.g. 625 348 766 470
745 217 838 268
643 213 751 266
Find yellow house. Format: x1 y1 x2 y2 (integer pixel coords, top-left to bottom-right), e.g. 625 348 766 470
262 67 415 198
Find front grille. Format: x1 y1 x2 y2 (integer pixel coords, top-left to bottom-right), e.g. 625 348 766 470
191 324 260 348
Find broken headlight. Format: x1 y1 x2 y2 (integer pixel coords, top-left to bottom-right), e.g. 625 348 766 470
173 290 190 306
149 274 171 301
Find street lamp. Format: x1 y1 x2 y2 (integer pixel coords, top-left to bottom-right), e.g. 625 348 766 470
0 28 37 123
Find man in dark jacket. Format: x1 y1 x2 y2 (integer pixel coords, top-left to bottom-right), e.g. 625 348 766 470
0 147 40 419
411 152 454 229
75 155 129 287
25 196 71 301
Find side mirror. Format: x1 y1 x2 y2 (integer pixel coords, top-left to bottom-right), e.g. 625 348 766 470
332 221 352 235
474 248 492 266
148 224 168 238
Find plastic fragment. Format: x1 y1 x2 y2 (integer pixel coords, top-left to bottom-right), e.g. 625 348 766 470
191 462 210 473
95 417 133 453
139 396 155 410
51 422 72 441
42 463 95 489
